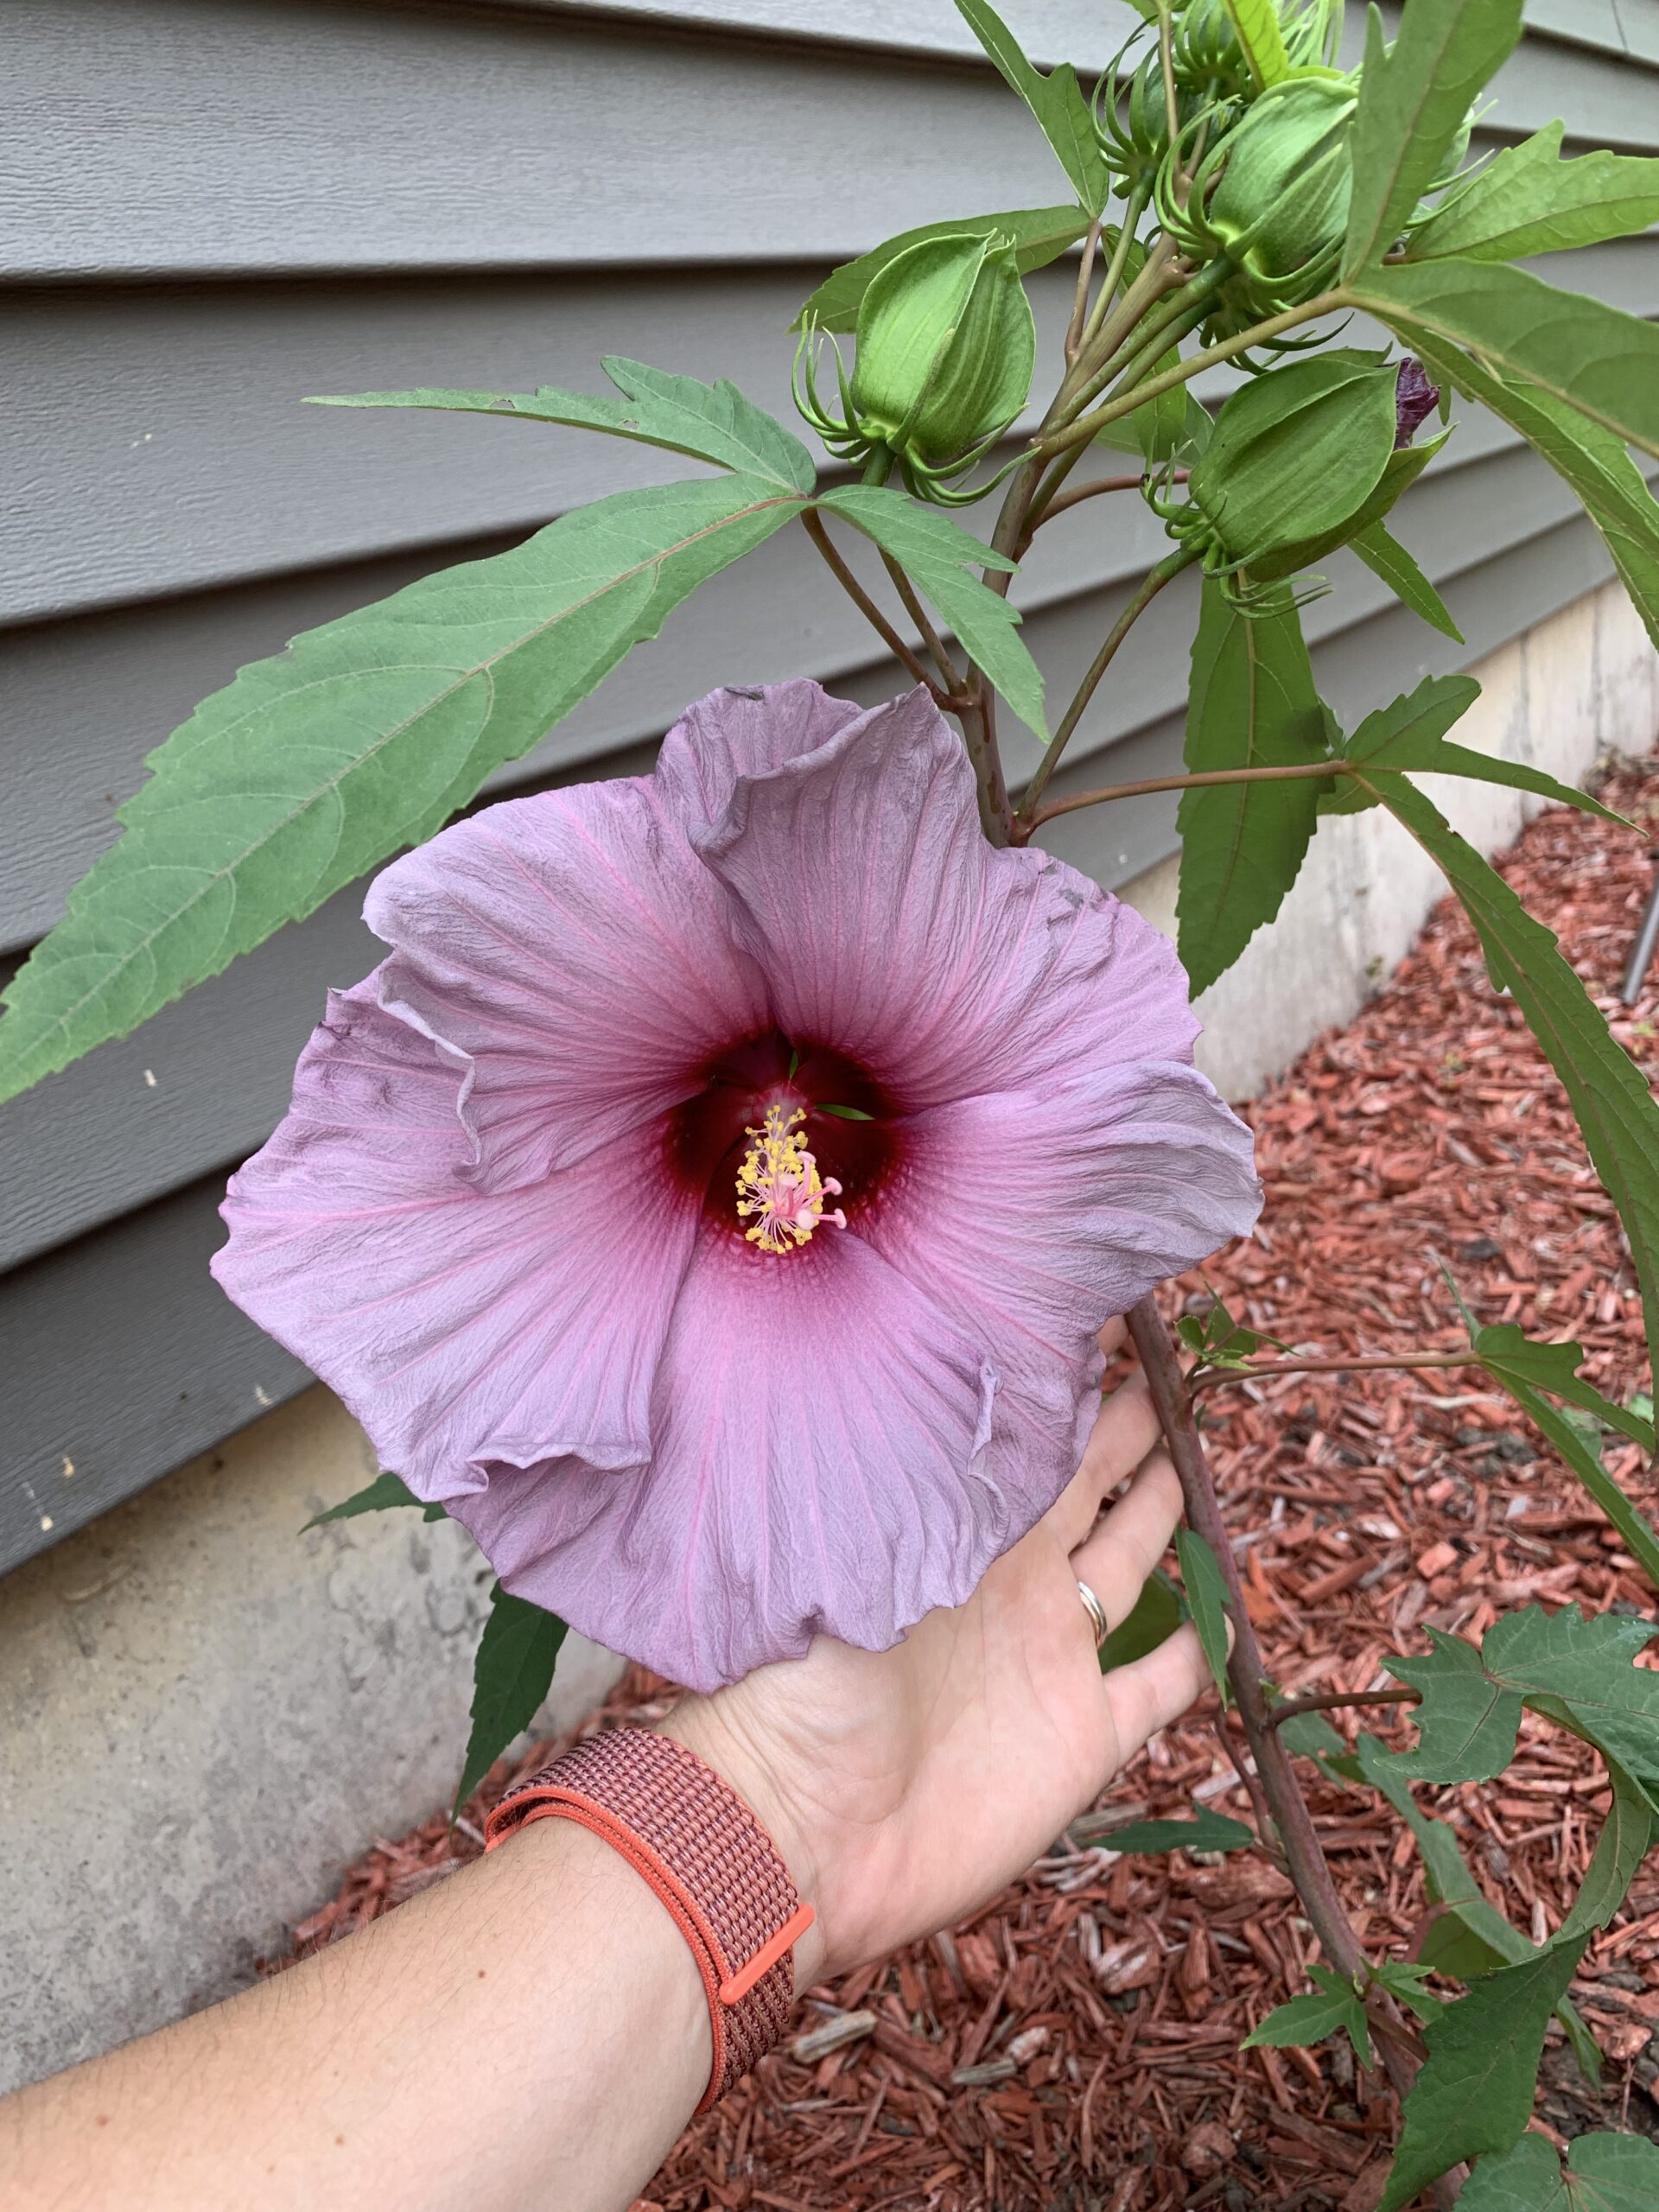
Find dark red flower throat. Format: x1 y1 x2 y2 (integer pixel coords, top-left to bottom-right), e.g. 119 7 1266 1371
663 1029 901 1237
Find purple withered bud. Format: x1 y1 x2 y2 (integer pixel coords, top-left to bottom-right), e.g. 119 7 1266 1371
1395 358 1440 448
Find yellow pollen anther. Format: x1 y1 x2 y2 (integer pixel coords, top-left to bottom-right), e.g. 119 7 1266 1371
734 1104 846 1254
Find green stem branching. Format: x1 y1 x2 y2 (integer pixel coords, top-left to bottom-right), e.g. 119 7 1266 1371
1190 1350 1479 1396
1026 755 1343 834
1039 290 1347 461
799 509 938 696
1014 547 1202 833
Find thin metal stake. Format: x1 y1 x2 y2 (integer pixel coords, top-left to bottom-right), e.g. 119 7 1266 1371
1622 853 1659 1005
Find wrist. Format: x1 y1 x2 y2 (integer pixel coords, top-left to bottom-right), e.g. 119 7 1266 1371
656 1700 830 1990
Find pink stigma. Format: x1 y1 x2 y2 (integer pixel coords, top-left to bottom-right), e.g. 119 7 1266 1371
734 1104 847 1253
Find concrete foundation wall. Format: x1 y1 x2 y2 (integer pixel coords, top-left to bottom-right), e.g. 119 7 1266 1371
2 578 1654 2097
0 1389 620 2094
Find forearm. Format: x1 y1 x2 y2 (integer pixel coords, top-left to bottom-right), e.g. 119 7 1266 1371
4 1818 714 2212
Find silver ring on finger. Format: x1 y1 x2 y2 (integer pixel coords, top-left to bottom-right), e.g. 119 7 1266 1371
1077 1579 1109 1650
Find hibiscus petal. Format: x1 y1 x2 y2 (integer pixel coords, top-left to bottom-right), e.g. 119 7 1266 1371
694 686 1203 1103
213 982 697 1499
652 679 867 840
863 1065 1262 1535
363 777 770 1188
455 1223 1003 1692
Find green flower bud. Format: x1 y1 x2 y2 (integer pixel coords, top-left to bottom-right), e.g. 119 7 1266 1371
1203 75 1357 308
1172 0 1249 97
1178 352 1399 583
850 232 1036 479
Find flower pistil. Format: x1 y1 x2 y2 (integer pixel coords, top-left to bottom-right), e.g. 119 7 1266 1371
735 1103 846 1253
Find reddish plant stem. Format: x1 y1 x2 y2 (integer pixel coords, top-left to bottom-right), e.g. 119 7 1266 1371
1190 1350 1477 1395
1214 1714 1281 1852
1065 213 1106 365
1027 758 1344 833
879 548 962 692
800 510 938 696
1126 1294 1430 2114
1268 1687 1421 1731
1128 1300 1364 1974
1035 468 1188 532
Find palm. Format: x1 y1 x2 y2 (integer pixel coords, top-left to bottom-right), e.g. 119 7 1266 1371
671 1363 1210 1978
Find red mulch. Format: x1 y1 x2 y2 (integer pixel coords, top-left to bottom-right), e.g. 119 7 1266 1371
262 753 1659 2209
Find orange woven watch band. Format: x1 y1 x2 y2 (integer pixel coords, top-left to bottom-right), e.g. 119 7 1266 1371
484 1726 814 2112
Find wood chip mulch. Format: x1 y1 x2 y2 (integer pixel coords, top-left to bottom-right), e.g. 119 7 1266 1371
262 753 1659 2210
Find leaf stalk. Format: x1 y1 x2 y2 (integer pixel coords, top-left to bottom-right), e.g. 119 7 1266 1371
1016 546 1200 832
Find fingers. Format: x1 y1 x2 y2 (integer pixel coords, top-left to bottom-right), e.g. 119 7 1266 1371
1071 1450 1184 1631
1045 1375 1161 1554
1097 1314 1128 1358
1098 1622 1211 1769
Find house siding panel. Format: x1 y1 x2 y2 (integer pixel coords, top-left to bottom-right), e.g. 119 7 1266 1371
2 0 1656 1573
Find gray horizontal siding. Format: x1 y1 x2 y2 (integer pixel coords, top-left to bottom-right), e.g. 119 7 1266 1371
3 2 1652 286
508 1 1659 72
7 236 1656 628
3 0 1657 1576
1 1178 314 1567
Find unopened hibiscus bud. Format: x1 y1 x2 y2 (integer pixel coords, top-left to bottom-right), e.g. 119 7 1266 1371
849 232 1035 485
1165 350 1399 586
794 232 1036 500
1199 75 1357 312
1171 0 1249 96
1394 358 1440 448
1102 49 1218 193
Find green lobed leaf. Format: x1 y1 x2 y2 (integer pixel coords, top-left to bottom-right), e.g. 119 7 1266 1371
310 357 817 493
1244 1962 1372 2069
1321 671 1478 816
1348 768 1659 1392
1221 0 1292 91
1349 260 1659 466
1344 0 1525 276
952 0 1112 213
1387 1605 1659 1800
1177 1292 1287 1369
454 1584 569 1815
1329 673 1626 826
303 1470 435 1529
1098 1564 1185 1673
816 486 1047 736
1406 122 1659 266
1386 1627 1523 1784
1350 519 1464 641
1348 1732 1602 2074
0 474 805 1102
1468 1328 1657 1452
793 207 1090 334
1465 1326 1659 1592
1103 1808 1256 1853
1177 578 1336 995
1379 1936 1590 2212
1558 1754 1653 1945
1459 2130 1659 2212
1371 1958 1444 2024
1176 1526 1233 1708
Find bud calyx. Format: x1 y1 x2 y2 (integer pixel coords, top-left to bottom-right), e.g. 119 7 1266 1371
794 232 1035 502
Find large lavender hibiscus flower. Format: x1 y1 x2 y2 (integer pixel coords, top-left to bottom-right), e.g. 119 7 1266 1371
214 682 1260 1689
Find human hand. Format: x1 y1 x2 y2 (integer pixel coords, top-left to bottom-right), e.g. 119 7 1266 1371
664 1327 1210 1985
